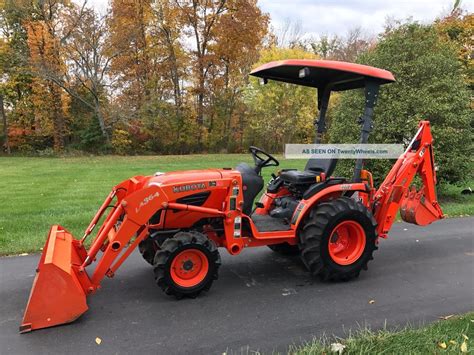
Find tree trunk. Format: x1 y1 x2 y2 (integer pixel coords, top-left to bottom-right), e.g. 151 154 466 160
94 97 109 143
49 83 66 151
197 66 205 144
239 112 244 151
0 94 10 154
167 38 183 141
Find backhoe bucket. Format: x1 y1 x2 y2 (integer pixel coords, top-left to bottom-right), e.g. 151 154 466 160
20 225 88 333
400 187 443 226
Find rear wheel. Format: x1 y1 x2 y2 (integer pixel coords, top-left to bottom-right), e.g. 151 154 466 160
299 197 377 281
153 231 220 298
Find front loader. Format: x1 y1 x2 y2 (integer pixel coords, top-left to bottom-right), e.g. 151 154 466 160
21 59 444 333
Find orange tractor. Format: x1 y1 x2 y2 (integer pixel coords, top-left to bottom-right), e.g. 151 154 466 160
21 60 444 332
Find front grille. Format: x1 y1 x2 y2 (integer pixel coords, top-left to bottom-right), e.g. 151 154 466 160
176 191 211 206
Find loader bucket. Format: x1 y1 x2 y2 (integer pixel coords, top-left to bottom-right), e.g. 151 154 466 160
400 187 443 226
20 225 88 333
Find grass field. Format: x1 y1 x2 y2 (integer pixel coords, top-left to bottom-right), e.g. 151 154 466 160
1 155 473 255
294 312 473 354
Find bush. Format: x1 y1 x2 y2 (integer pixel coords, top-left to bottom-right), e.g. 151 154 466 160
111 129 133 155
328 23 472 184
77 123 104 152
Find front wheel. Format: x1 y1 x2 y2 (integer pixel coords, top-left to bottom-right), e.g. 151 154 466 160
139 232 171 265
153 231 221 298
298 197 377 281
138 237 160 265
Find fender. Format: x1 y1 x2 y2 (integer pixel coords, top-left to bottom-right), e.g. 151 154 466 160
292 182 369 227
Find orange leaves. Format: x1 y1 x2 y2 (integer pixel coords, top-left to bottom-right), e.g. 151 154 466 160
25 20 62 72
106 0 270 150
24 4 71 151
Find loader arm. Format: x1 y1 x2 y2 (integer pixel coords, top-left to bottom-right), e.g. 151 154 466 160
373 120 444 238
20 176 172 332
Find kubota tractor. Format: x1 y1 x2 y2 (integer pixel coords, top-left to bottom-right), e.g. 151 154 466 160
21 60 444 333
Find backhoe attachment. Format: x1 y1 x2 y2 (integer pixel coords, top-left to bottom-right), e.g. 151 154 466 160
374 121 444 237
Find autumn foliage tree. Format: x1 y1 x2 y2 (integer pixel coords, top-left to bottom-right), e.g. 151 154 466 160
24 0 83 151
61 7 116 143
26 20 69 151
106 0 268 153
435 9 473 89
243 46 318 152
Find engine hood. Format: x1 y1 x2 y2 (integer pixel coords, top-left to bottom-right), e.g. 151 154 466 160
147 169 224 187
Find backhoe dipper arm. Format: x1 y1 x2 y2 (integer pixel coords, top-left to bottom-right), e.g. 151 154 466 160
373 121 444 238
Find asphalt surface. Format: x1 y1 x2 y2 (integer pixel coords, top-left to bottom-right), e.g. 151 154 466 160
1 217 473 354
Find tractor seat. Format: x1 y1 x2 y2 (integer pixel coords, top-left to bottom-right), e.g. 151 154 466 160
279 170 321 184
280 158 337 185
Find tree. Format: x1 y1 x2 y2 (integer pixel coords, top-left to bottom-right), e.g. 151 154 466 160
307 27 374 62
108 0 192 153
26 19 67 151
0 0 35 153
435 9 473 89
329 22 472 183
274 18 304 48
175 0 268 146
107 0 269 152
0 94 9 153
207 0 269 151
59 8 117 143
175 0 227 142
149 0 187 143
308 34 342 59
109 0 153 108
24 0 88 151
243 46 318 152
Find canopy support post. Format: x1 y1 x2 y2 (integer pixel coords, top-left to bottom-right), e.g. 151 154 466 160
314 87 331 144
353 80 380 182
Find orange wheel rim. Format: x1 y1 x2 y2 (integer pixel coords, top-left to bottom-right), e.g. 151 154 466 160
170 249 209 288
328 220 366 265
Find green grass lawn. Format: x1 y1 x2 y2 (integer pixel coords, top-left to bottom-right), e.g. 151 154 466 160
1 155 472 255
294 312 474 354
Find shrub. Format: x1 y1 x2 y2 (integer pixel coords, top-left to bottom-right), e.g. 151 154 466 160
111 129 133 155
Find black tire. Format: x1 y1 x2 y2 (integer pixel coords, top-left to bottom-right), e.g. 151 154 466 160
268 243 300 255
153 231 221 299
138 237 160 265
298 196 377 281
139 231 172 265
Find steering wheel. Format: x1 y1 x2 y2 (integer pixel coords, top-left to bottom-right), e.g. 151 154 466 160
249 146 279 174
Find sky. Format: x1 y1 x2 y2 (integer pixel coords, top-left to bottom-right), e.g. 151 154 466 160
89 0 473 37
